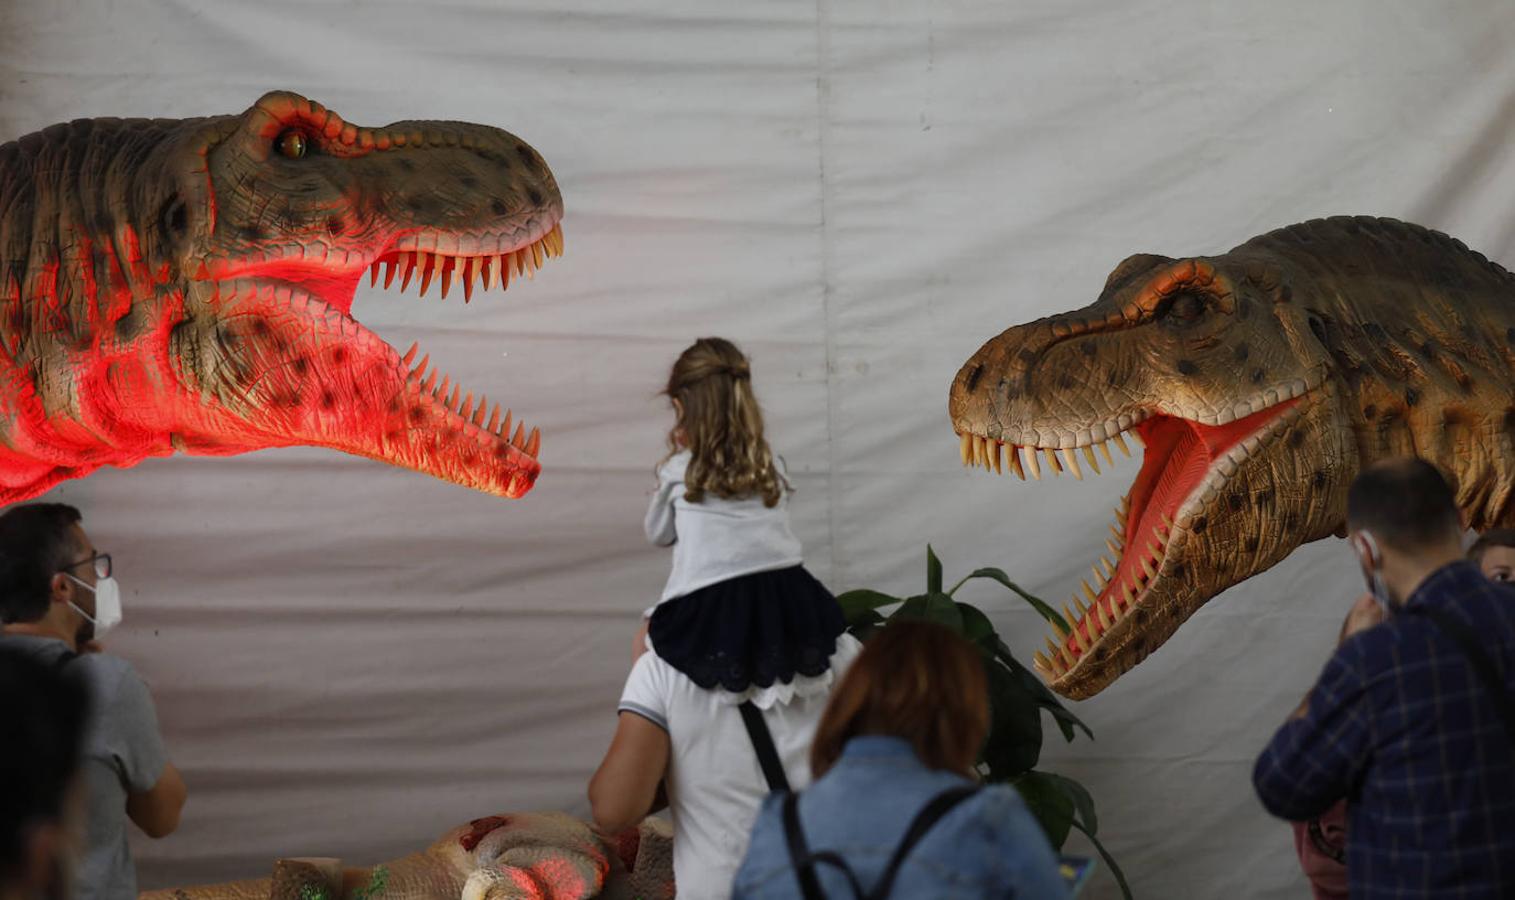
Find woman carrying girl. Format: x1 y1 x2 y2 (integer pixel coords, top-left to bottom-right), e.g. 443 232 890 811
589 337 861 900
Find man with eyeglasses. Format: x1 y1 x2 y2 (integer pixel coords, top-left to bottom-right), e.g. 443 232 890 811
0 503 186 900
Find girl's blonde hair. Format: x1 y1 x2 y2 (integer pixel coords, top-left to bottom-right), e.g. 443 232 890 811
664 337 783 507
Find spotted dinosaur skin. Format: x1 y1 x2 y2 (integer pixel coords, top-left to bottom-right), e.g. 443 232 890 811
0 91 564 505
139 813 674 900
950 216 1515 699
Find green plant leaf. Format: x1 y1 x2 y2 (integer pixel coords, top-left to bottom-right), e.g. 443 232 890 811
837 589 902 623
1071 820 1135 900
997 649 1095 742
896 593 964 633
1012 770 1075 850
926 544 944 594
1047 772 1098 836
956 568 1070 633
955 602 997 645
979 659 1042 777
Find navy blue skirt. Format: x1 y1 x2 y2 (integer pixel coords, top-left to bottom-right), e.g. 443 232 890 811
648 565 846 693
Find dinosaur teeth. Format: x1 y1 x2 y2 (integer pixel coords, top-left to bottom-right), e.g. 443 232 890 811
400 253 417 292
1112 433 1131 457
369 261 380 287
419 253 436 296
384 259 398 290
500 409 514 439
488 404 501 433
525 427 541 457
462 258 475 303
436 374 451 399
1024 445 1041 479
1082 445 1100 474
1060 448 1083 480
1007 444 1025 480
959 433 972 466
510 422 527 449
401 342 419 367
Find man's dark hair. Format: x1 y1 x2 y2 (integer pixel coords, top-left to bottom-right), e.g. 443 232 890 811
1346 458 1461 551
0 648 89 879
1468 528 1515 564
0 503 83 624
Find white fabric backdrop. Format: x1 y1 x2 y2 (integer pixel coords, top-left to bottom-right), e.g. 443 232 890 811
4 1 1514 896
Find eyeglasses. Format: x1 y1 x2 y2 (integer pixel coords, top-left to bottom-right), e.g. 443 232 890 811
62 552 111 580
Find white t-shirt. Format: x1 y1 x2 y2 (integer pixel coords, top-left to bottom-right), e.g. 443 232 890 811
645 451 804 605
618 633 863 900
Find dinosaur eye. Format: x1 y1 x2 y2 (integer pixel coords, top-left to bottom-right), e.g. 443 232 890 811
276 130 308 160
1165 292 1206 323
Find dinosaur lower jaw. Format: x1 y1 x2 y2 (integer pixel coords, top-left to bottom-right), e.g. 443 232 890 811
956 389 1312 696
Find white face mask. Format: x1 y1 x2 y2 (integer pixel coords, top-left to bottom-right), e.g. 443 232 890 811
65 574 122 640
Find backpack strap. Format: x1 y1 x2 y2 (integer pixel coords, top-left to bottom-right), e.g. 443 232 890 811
54 650 79 670
1407 605 1515 745
738 701 790 793
779 784 983 900
865 786 981 899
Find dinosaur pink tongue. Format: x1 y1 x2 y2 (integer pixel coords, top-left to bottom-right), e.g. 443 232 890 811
1071 399 1302 652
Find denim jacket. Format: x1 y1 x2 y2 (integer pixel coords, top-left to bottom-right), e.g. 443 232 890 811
732 736 1069 899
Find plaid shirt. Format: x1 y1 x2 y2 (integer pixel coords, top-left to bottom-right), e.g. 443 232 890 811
1254 560 1515 898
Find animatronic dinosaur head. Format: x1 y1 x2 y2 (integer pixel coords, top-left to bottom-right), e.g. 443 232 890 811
0 91 562 502
949 248 1343 699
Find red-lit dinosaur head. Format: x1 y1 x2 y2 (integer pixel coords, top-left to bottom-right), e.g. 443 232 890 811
0 90 562 502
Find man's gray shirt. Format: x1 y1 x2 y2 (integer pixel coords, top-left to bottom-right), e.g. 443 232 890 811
1 633 168 900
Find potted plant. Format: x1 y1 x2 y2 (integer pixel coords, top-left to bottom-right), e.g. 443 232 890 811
839 546 1133 899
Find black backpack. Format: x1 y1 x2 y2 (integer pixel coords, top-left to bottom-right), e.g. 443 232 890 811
739 702 981 900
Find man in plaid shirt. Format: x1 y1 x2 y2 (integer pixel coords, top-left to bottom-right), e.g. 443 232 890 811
1254 458 1515 898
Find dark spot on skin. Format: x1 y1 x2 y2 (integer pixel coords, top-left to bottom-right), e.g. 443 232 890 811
1255 489 1273 507
1058 373 1075 390
1251 368 1265 384
1289 430 1306 448
1133 608 1148 626
252 320 270 336
397 158 416 173
1191 516 1207 534
1312 470 1327 488
114 306 140 341
1283 513 1299 531
527 188 544 207
1363 404 1376 420
407 194 438 215
1229 495 1244 512
326 217 343 237
240 224 263 242
515 144 536 166
1234 344 1249 361
1176 359 1198 376
161 196 188 241
1419 341 1436 360
409 406 426 424
1405 387 1420 407
1308 316 1327 345
1244 537 1259 553
1457 374 1474 394
291 356 309 377
1017 348 1038 368
460 175 479 189
1107 369 1120 388
1092 647 1107 663
491 199 509 216
1080 342 1096 357
1238 297 1252 319
1168 564 1185 580
93 214 113 235
279 391 301 408
320 391 336 409
388 398 402 413
1504 408 1515 435
1278 284 1292 303
963 364 984 392
495 444 512 458
330 348 348 365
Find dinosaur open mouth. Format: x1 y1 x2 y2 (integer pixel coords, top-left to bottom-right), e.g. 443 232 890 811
360 222 566 464
955 385 1308 686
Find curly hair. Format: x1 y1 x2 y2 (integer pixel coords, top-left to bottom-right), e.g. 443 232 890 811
663 337 783 507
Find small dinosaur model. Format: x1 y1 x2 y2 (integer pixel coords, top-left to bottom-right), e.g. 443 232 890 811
950 216 1515 699
0 91 563 505
139 813 674 900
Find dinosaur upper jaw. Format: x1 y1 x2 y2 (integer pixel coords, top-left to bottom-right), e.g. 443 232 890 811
954 378 1323 699
180 220 563 497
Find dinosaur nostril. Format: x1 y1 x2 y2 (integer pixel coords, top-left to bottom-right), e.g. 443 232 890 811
964 364 984 392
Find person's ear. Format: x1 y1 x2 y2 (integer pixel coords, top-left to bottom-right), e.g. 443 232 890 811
49 571 71 604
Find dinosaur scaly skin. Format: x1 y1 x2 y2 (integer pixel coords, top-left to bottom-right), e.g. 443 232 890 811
139 813 674 900
0 91 564 504
950 216 1515 699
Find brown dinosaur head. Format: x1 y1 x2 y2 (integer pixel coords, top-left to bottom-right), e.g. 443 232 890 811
158 91 564 496
950 252 1351 699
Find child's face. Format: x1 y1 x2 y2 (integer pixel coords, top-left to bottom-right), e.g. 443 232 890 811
1479 545 1515 583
